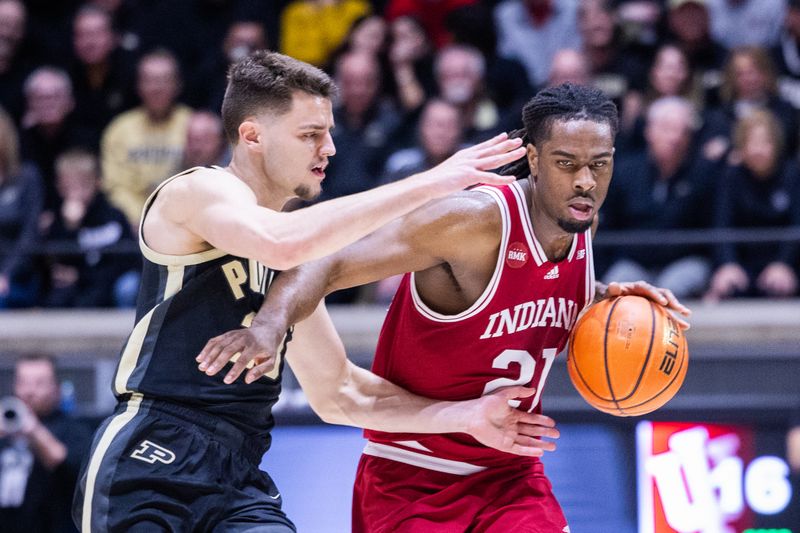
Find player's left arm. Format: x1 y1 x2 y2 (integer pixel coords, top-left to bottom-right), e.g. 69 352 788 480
590 216 691 329
284 300 560 457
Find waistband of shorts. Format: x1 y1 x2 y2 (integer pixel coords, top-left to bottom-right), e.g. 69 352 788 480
118 394 266 464
362 440 542 476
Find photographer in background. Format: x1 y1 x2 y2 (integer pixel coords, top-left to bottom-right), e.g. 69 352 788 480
0 354 92 533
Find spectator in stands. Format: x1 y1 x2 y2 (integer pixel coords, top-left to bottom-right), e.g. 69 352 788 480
280 0 371 67
0 107 43 309
0 0 32 123
577 0 647 104
42 149 136 308
547 49 591 88
322 50 402 202
19 66 95 211
385 0 477 49
434 44 503 142
705 110 800 300
341 14 388 57
772 0 800 109
387 15 436 112
381 98 464 183
180 110 230 169
68 4 136 147
325 15 390 84
620 43 702 147
706 0 786 50
601 97 717 298
0 354 93 533
494 0 581 88
706 46 799 159
188 18 268 112
101 49 191 229
665 0 727 104
444 2 532 126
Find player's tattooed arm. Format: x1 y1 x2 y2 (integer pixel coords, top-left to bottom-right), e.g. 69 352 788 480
594 281 692 330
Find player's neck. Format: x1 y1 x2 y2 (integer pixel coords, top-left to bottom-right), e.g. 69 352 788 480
226 158 288 212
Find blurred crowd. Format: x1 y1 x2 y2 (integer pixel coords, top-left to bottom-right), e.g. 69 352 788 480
1 0 799 310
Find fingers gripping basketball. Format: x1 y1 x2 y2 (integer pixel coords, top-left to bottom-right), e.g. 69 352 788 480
567 295 689 416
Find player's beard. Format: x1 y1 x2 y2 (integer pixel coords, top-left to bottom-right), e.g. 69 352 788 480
557 216 593 234
294 183 321 201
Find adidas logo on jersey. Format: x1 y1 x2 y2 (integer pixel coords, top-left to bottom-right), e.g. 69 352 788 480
576 249 585 260
544 265 559 279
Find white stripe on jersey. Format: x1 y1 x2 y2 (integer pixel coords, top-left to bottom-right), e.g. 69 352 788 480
363 441 486 476
410 185 510 323
509 181 546 267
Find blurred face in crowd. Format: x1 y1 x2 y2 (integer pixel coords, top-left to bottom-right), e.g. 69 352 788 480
25 70 74 127
137 54 180 120
732 53 768 101
419 100 462 164
14 359 60 418
650 45 690 97
787 6 800 39
390 16 429 63
645 101 693 166
578 0 615 49
56 159 98 205
548 49 591 87
73 9 116 66
436 47 483 106
184 112 226 167
742 123 778 178
0 0 25 70
668 2 710 44
350 16 387 55
0 0 25 48
336 52 380 118
224 21 267 64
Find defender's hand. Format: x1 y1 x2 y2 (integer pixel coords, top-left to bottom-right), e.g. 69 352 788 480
604 281 691 330
462 386 560 457
419 132 526 194
196 325 282 384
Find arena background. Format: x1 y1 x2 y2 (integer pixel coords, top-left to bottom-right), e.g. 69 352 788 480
1 295 798 532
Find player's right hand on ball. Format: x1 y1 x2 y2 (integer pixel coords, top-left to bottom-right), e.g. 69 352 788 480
196 325 282 384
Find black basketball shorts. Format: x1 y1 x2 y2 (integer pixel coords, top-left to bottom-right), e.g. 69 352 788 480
73 394 295 532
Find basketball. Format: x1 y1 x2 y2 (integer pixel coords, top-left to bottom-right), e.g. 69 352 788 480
567 295 688 416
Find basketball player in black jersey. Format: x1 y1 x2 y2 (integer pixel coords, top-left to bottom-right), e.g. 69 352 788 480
73 51 552 532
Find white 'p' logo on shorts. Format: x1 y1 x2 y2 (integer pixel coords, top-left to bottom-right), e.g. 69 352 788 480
130 440 176 464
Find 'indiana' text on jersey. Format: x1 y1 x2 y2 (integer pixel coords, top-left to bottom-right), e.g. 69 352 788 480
364 181 595 473
113 168 289 448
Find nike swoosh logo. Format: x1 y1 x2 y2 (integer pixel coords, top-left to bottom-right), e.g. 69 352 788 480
268 493 281 500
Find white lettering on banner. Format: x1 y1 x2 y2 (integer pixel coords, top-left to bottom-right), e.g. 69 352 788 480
643 426 792 533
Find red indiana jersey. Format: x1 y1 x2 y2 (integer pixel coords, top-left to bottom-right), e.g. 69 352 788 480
363 181 595 473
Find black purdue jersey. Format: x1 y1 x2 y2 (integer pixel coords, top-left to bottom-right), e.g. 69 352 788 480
112 167 288 449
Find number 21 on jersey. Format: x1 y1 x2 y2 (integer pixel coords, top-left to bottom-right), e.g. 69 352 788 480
481 348 557 411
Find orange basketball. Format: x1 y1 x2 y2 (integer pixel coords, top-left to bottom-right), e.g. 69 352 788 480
567 295 688 416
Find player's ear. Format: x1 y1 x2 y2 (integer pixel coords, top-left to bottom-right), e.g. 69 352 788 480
526 143 538 179
238 119 261 149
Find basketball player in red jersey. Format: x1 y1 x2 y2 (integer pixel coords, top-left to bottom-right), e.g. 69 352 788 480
198 83 691 532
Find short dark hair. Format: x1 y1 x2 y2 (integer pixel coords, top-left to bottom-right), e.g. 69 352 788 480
502 83 619 178
221 50 336 143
